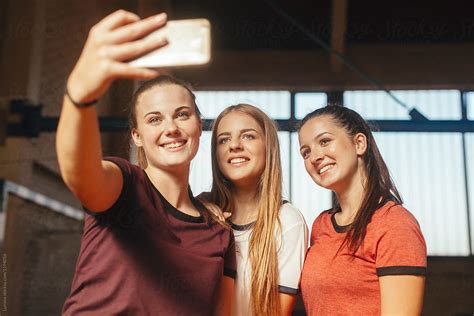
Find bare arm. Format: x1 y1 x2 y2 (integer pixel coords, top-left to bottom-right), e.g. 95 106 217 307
379 275 425 315
279 293 297 315
57 97 123 212
214 276 234 316
56 10 167 211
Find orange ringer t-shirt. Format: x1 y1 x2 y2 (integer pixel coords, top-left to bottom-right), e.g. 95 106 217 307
301 201 427 316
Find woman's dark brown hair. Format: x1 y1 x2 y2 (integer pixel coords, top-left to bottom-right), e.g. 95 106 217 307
299 104 403 253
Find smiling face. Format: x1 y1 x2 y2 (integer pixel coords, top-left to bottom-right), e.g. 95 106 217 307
215 111 266 188
131 84 201 172
298 115 367 193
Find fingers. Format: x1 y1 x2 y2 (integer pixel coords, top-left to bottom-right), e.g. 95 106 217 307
213 213 225 222
102 36 168 62
107 13 167 44
95 10 140 32
67 10 166 101
196 198 227 222
110 63 159 80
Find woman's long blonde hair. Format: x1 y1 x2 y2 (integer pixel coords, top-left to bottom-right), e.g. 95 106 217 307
210 104 283 315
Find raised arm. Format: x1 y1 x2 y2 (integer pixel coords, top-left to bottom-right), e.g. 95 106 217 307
56 10 167 212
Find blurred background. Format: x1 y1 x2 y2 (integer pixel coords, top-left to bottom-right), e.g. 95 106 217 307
0 0 473 315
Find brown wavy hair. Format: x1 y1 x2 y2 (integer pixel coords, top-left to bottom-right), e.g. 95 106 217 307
299 104 402 253
210 104 283 315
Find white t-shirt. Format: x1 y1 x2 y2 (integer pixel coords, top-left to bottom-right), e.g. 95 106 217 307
231 202 309 316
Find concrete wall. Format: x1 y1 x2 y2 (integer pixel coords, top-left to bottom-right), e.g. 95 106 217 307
0 0 137 209
423 257 474 315
1 193 82 316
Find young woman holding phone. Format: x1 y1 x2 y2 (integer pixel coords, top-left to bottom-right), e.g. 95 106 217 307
57 10 235 315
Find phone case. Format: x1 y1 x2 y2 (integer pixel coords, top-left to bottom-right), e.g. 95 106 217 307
129 18 211 68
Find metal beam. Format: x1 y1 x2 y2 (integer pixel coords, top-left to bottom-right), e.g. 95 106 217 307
274 119 474 133
330 0 348 72
4 117 474 137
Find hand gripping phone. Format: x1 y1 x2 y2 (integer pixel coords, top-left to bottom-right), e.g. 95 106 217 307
129 18 211 68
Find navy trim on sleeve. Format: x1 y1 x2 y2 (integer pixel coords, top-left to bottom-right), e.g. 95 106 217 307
82 157 137 227
331 212 351 233
80 157 129 216
278 285 299 295
224 268 237 279
376 266 427 276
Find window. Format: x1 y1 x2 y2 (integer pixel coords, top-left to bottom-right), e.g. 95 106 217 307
465 92 474 254
186 89 473 256
344 90 461 119
344 89 470 255
467 92 474 120
191 90 332 226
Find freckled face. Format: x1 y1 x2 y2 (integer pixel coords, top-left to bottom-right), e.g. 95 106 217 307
215 112 266 188
298 115 363 193
132 84 201 171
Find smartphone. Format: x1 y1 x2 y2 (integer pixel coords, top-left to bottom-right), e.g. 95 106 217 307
129 18 211 68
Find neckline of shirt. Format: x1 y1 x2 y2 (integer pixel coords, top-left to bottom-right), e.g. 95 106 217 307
229 200 290 231
229 221 255 231
329 200 397 233
143 170 204 223
330 211 351 233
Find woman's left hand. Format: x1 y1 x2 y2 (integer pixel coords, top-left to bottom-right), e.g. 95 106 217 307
197 194 231 222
